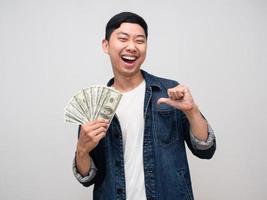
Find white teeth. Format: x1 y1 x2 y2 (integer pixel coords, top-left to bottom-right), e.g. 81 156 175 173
122 56 136 61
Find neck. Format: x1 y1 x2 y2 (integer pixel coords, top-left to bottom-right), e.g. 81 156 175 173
112 70 144 93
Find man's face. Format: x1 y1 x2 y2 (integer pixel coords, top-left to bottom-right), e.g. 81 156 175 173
102 22 147 78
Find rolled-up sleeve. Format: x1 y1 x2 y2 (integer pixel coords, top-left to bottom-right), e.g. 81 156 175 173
190 123 216 150
72 156 97 184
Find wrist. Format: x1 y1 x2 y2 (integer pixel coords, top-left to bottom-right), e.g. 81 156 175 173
75 150 91 177
184 104 200 119
76 145 90 158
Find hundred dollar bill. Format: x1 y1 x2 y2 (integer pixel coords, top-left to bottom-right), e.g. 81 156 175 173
92 86 101 120
82 88 93 121
65 101 88 124
95 86 103 112
91 86 99 119
65 86 122 125
69 97 88 117
93 86 109 120
64 111 85 124
95 88 122 121
73 91 91 121
65 115 80 124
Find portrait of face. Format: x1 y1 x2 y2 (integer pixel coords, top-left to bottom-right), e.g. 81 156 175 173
102 22 147 78
99 105 113 120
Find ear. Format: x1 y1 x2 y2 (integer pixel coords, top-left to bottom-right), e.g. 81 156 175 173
102 39 109 54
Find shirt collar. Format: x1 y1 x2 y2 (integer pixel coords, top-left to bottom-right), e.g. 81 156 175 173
106 69 161 89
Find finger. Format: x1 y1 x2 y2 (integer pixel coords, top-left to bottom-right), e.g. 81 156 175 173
82 121 108 133
157 97 167 104
178 85 190 95
175 90 184 99
168 87 183 100
94 131 107 141
91 126 107 136
84 119 109 126
167 89 175 99
83 131 106 148
96 118 109 123
158 98 187 111
171 90 180 100
81 127 107 143
158 97 179 108
89 130 107 145
90 121 109 131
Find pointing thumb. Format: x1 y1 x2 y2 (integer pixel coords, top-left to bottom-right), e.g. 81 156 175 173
157 97 170 105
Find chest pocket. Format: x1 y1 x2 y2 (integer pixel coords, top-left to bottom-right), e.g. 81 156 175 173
154 108 179 145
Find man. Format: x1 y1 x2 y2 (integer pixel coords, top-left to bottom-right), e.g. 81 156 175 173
73 12 216 200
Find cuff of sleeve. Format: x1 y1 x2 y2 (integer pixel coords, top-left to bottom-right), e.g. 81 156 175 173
72 156 97 184
190 123 216 150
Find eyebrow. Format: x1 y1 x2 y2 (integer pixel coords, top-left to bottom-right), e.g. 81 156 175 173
116 32 146 39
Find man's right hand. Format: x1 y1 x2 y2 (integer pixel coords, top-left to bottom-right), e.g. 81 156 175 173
75 119 109 176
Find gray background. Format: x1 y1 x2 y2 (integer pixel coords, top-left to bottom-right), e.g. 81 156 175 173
1 0 266 199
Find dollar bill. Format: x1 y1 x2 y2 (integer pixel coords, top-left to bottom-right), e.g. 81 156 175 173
65 115 80 124
64 111 85 124
69 97 87 117
73 91 91 121
82 88 92 121
91 86 99 119
65 101 88 123
95 86 103 116
93 87 109 120
95 88 122 121
64 86 122 125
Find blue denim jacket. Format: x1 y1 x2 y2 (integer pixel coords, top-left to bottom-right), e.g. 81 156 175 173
78 70 216 200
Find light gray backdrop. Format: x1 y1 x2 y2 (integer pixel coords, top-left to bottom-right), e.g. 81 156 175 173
1 0 266 199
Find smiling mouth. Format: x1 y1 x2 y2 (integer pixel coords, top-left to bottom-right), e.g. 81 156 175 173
121 55 137 64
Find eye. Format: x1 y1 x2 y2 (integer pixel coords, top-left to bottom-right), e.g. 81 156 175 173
118 37 127 42
136 39 145 44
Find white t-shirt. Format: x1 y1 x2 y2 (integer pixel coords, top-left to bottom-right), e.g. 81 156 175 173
116 80 146 200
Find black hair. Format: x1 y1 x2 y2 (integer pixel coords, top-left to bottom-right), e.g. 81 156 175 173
105 12 148 41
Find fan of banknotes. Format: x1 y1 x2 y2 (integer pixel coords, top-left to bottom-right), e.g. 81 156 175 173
64 86 122 125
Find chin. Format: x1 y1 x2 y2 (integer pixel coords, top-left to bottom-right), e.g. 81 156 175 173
119 66 141 77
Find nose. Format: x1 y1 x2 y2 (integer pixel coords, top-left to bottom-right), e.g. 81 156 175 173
126 40 137 52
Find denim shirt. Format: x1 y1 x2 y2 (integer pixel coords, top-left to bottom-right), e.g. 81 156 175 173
76 70 216 200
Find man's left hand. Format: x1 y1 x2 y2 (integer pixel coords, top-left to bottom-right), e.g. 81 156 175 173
157 84 197 113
